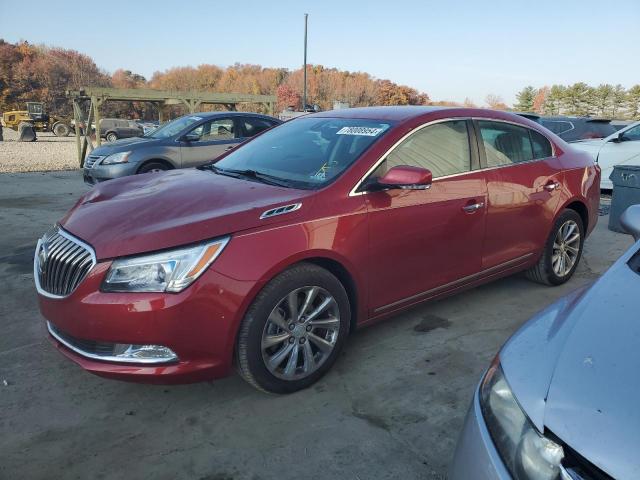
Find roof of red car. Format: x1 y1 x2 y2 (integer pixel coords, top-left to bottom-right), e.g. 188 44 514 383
312 106 528 124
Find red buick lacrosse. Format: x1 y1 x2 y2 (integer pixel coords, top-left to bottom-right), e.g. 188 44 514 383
35 107 599 393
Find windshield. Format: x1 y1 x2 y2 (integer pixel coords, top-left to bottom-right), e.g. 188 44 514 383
214 117 392 189
147 115 204 139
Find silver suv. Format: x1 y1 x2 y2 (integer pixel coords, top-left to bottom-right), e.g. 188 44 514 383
83 112 281 185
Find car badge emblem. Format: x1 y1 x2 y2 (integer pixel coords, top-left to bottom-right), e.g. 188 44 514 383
38 242 49 275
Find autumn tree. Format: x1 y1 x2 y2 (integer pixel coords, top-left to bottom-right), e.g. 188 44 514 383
485 94 508 110
532 87 549 114
276 84 301 111
463 97 477 108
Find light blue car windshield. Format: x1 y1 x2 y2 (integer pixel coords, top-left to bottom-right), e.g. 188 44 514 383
147 115 204 139
214 117 392 189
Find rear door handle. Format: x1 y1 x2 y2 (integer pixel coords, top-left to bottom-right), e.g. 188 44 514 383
544 181 561 192
462 202 485 213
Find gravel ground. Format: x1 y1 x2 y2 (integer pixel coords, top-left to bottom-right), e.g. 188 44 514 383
0 129 79 173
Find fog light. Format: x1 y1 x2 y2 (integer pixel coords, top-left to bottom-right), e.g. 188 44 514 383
112 344 178 362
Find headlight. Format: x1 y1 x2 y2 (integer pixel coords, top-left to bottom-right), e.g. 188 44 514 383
101 151 131 165
102 237 229 293
480 358 565 480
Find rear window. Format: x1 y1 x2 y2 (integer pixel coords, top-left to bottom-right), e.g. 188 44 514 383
530 130 553 159
243 117 276 137
540 120 573 135
478 121 533 166
577 122 617 140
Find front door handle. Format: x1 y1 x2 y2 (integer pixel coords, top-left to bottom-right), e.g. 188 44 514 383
225 145 237 151
544 181 561 192
462 202 485 213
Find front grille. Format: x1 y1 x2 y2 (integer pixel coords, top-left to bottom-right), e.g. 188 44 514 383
48 322 117 356
553 432 614 480
84 155 103 169
35 226 95 297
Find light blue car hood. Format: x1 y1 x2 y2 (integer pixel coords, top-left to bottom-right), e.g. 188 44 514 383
500 241 640 479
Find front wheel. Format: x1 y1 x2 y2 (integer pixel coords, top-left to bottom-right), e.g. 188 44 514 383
236 263 351 394
138 161 169 174
52 122 70 137
106 132 118 142
526 209 584 285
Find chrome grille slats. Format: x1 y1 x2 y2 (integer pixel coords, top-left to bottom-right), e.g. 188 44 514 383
59 245 86 293
34 226 96 298
84 155 103 169
50 239 75 294
56 244 84 294
68 256 93 291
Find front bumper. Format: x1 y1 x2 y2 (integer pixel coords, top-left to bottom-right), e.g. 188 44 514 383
83 161 139 185
449 389 511 479
38 261 259 384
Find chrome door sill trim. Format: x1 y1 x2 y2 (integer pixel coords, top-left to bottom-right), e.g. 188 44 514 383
374 253 535 313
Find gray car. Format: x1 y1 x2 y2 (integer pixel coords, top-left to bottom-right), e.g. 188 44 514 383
83 112 281 185
450 206 640 480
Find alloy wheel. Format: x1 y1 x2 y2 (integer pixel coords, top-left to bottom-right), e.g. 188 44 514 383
552 220 581 277
261 286 340 381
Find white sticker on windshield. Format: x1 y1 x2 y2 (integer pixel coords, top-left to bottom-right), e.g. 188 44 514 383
188 116 203 121
336 126 384 136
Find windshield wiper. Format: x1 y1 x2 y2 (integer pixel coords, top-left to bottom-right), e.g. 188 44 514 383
203 165 293 188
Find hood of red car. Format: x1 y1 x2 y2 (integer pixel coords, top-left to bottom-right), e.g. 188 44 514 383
60 169 312 260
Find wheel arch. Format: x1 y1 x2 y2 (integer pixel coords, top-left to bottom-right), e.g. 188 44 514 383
563 199 589 232
303 256 359 333
239 249 364 337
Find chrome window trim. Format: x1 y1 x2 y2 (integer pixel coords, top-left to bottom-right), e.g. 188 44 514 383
348 118 472 197
33 227 97 300
47 322 178 364
473 116 557 159
349 116 556 197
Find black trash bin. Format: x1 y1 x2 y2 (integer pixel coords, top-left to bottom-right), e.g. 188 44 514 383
608 165 640 233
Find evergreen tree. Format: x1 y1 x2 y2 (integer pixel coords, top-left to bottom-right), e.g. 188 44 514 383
514 86 536 111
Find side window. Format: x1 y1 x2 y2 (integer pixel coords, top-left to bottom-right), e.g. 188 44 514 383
622 125 640 142
189 118 236 142
376 120 471 179
530 130 553 159
478 121 533 167
243 118 276 137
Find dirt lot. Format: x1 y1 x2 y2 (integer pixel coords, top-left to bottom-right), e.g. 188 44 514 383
0 171 633 480
0 130 78 173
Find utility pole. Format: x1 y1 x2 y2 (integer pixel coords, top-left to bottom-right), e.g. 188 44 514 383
303 13 308 111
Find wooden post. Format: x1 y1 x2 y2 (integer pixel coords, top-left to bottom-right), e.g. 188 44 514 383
73 99 82 168
93 96 102 147
79 101 95 165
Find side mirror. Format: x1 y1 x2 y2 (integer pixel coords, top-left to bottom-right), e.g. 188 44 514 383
611 132 624 143
375 165 433 191
620 205 640 241
183 132 200 142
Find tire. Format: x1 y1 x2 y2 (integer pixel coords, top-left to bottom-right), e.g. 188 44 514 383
52 122 70 137
138 161 169 174
237 263 351 394
106 132 118 142
526 209 584 286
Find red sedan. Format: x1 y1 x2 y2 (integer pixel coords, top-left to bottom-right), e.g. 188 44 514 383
34 107 600 393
